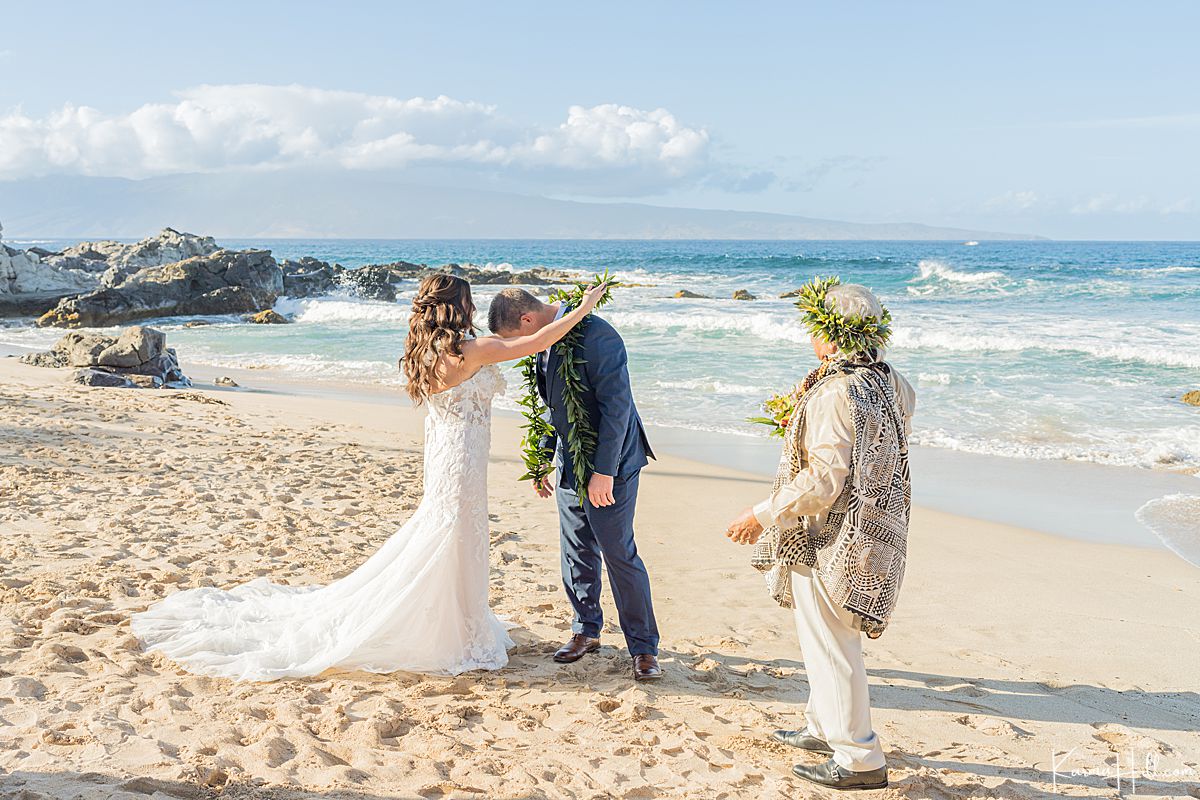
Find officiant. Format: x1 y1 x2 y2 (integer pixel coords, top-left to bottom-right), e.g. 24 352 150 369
725 277 915 792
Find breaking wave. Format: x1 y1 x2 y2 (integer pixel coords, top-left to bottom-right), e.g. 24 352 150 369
891 327 1200 369
274 296 410 326
652 378 773 396
604 310 810 343
907 260 1010 295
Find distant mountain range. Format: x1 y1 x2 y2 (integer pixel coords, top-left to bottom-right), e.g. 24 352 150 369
0 173 1042 241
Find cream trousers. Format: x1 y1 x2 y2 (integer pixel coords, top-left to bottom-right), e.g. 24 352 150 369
791 566 886 771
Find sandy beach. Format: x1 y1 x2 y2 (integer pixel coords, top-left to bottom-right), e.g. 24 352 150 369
1 355 1198 800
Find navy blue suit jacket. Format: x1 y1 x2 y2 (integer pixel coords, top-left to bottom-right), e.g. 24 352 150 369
537 314 654 492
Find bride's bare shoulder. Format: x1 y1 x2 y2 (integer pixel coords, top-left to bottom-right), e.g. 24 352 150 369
429 351 486 396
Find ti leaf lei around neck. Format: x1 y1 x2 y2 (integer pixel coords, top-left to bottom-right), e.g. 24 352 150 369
748 275 893 437
516 271 619 496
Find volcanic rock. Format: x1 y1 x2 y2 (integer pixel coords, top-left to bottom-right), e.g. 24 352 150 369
37 249 283 328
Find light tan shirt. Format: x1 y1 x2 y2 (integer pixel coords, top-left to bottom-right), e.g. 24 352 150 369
753 367 916 533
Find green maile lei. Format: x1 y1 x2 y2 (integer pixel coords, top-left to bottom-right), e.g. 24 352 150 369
516 271 620 496
749 275 892 436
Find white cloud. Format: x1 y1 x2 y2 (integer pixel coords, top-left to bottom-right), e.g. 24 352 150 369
1069 194 1151 215
984 190 1044 212
0 84 729 195
520 105 707 172
782 155 882 192
984 190 1195 218
1157 197 1194 215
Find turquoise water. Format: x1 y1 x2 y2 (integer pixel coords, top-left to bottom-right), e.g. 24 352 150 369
6 238 1198 474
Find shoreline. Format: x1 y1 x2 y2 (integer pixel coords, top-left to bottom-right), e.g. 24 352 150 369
6 340 1187 557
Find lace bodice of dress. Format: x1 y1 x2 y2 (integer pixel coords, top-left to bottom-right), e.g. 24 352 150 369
426 364 507 428
421 363 506 513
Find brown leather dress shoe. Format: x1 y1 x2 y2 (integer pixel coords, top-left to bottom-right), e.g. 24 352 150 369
553 634 601 663
632 654 662 681
792 758 888 791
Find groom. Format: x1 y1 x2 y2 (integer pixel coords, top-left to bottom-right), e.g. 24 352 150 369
488 288 662 681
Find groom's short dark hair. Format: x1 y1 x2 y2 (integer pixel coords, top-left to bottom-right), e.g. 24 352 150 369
488 288 543 334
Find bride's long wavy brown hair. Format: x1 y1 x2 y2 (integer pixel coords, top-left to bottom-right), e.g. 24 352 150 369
401 274 477 404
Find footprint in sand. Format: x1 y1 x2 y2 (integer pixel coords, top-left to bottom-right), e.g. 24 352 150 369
1091 722 1174 755
953 714 1033 739
41 724 89 746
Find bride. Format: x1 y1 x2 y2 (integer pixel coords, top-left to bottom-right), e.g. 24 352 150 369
132 275 607 680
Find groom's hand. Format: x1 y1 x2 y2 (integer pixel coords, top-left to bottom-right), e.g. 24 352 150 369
587 473 616 507
533 476 554 498
726 507 764 545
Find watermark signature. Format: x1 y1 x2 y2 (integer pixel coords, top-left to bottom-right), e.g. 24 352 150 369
1051 746 1198 795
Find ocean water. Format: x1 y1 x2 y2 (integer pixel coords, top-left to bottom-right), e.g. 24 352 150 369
4 238 1199 555
6 238 1199 470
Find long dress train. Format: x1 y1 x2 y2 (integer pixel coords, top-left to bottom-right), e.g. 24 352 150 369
131 365 512 680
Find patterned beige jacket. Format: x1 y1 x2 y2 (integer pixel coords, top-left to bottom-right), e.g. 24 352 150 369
753 369 915 535
752 361 916 637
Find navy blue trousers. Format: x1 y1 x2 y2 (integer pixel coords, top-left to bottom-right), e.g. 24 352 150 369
556 470 660 656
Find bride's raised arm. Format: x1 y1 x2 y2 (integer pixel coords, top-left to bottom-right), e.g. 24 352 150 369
463 282 608 366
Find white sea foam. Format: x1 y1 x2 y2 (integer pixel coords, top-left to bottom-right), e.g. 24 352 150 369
891 327 1200 369
274 296 410 326
605 310 810 343
916 372 952 385
652 378 772 396
1110 265 1200 276
1136 494 1200 567
0 327 64 350
915 259 1005 284
910 426 1200 473
479 261 517 273
909 428 1102 464
906 260 1012 296
609 266 687 284
186 349 402 384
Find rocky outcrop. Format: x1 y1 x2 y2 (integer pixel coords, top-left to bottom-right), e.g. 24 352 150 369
20 326 190 388
448 263 578 286
331 261 578 302
37 249 283 328
779 288 803 299
281 257 344 298
1 244 98 314
673 289 711 299
247 309 289 324
338 263 403 302
732 289 757 301
8 219 594 323
1 225 223 317
1183 390 1200 407
41 228 220 288
371 261 576 286
0 221 100 316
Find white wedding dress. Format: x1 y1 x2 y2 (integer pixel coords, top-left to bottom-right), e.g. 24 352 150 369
131 364 514 681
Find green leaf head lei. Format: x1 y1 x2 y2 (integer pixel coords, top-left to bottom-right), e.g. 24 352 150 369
793 276 892 355
748 276 892 436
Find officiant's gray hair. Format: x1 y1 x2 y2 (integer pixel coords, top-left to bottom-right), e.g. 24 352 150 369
488 288 544 334
825 283 884 321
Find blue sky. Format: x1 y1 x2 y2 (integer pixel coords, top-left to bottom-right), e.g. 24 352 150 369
2 1 1197 239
